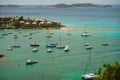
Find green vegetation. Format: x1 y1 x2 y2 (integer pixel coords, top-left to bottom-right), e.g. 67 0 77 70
94 61 120 80
0 16 65 29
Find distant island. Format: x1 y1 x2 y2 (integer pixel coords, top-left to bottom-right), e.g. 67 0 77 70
49 3 112 8
0 4 20 8
0 16 65 30
0 3 112 8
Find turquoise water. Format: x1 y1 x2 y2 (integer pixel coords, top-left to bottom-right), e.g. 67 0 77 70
0 28 120 80
0 5 120 80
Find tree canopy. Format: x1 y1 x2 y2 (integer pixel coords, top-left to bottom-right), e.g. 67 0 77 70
94 61 120 80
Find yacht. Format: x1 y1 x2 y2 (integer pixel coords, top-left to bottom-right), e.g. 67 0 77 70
32 48 39 52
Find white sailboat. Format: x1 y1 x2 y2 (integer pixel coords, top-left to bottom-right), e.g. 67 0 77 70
81 32 91 37
57 36 65 49
11 39 20 48
46 30 57 48
46 30 52 38
102 31 109 46
81 50 99 80
46 38 57 48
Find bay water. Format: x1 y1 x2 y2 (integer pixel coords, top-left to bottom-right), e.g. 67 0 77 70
0 5 120 80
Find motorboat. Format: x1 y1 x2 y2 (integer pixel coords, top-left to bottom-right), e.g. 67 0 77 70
86 45 93 49
26 59 38 65
64 45 70 51
46 49 53 53
7 47 13 50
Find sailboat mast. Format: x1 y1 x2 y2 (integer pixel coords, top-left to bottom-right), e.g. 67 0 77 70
88 50 92 73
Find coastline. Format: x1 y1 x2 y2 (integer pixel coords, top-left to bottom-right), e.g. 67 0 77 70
59 26 75 31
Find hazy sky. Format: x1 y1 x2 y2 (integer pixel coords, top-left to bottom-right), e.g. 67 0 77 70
1 0 120 5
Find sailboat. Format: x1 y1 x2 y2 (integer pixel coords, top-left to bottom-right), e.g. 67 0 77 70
30 42 40 46
102 30 109 46
81 50 99 80
46 38 57 48
46 30 52 38
11 39 20 48
81 32 91 37
57 36 65 49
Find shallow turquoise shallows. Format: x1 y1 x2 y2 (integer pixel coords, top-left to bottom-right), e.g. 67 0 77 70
0 28 120 80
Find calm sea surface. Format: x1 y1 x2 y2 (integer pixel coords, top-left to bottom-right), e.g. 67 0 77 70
0 5 120 80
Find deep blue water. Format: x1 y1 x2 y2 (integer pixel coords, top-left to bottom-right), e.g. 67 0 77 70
0 5 120 28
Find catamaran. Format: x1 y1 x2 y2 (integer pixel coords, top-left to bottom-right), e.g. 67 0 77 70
81 49 99 80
